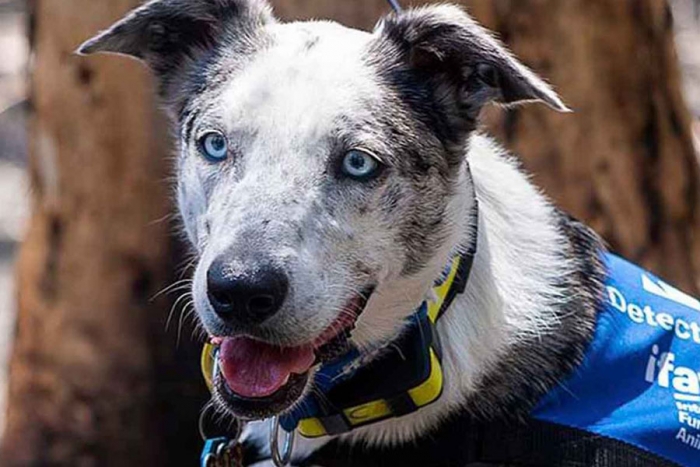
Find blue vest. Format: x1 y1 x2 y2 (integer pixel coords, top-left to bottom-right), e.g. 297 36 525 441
533 254 700 467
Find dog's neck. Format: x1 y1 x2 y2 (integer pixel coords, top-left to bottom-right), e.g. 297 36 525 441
339 134 599 445
246 135 604 457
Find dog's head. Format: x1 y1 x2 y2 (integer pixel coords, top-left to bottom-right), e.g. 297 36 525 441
81 0 567 419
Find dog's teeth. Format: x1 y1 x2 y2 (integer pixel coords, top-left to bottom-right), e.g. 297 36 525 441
210 337 223 346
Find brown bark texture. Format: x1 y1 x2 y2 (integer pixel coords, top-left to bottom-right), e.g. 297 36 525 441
0 1 206 466
1 0 698 466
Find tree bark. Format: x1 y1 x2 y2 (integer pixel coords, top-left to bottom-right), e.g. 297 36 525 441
0 1 206 465
277 0 700 294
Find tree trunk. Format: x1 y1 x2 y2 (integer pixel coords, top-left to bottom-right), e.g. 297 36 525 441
0 1 206 465
276 0 700 294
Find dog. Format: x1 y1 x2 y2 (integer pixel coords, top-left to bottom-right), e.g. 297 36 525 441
80 1 700 466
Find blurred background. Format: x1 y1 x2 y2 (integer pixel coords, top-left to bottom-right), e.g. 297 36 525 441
0 0 28 442
0 0 698 465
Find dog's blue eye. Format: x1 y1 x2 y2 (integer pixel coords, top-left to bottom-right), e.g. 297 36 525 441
341 150 380 180
199 131 228 162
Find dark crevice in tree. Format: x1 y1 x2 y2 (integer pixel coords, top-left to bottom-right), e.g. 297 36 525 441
41 215 63 300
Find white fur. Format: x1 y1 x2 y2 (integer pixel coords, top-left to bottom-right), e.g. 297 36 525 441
183 22 402 343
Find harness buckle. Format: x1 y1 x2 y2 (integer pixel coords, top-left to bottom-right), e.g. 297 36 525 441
270 416 296 467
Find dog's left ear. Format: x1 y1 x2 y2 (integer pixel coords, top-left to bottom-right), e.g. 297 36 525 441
372 5 570 117
78 0 273 108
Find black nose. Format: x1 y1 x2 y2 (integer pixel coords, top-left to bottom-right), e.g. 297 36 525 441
207 258 289 325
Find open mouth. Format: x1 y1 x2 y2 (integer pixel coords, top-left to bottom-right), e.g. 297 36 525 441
210 287 374 419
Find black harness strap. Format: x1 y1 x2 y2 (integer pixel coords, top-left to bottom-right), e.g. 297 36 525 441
302 416 680 467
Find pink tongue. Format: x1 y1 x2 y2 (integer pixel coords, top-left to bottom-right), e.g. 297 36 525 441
219 337 315 399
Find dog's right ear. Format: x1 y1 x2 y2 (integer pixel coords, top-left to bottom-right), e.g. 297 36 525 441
371 5 568 151
373 5 568 112
78 0 273 101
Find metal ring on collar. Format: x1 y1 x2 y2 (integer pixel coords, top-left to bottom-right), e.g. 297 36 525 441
270 417 296 467
199 401 219 442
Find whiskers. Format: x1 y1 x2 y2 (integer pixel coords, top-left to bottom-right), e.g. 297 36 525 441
202 398 241 438
151 278 192 302
153 275 207 346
